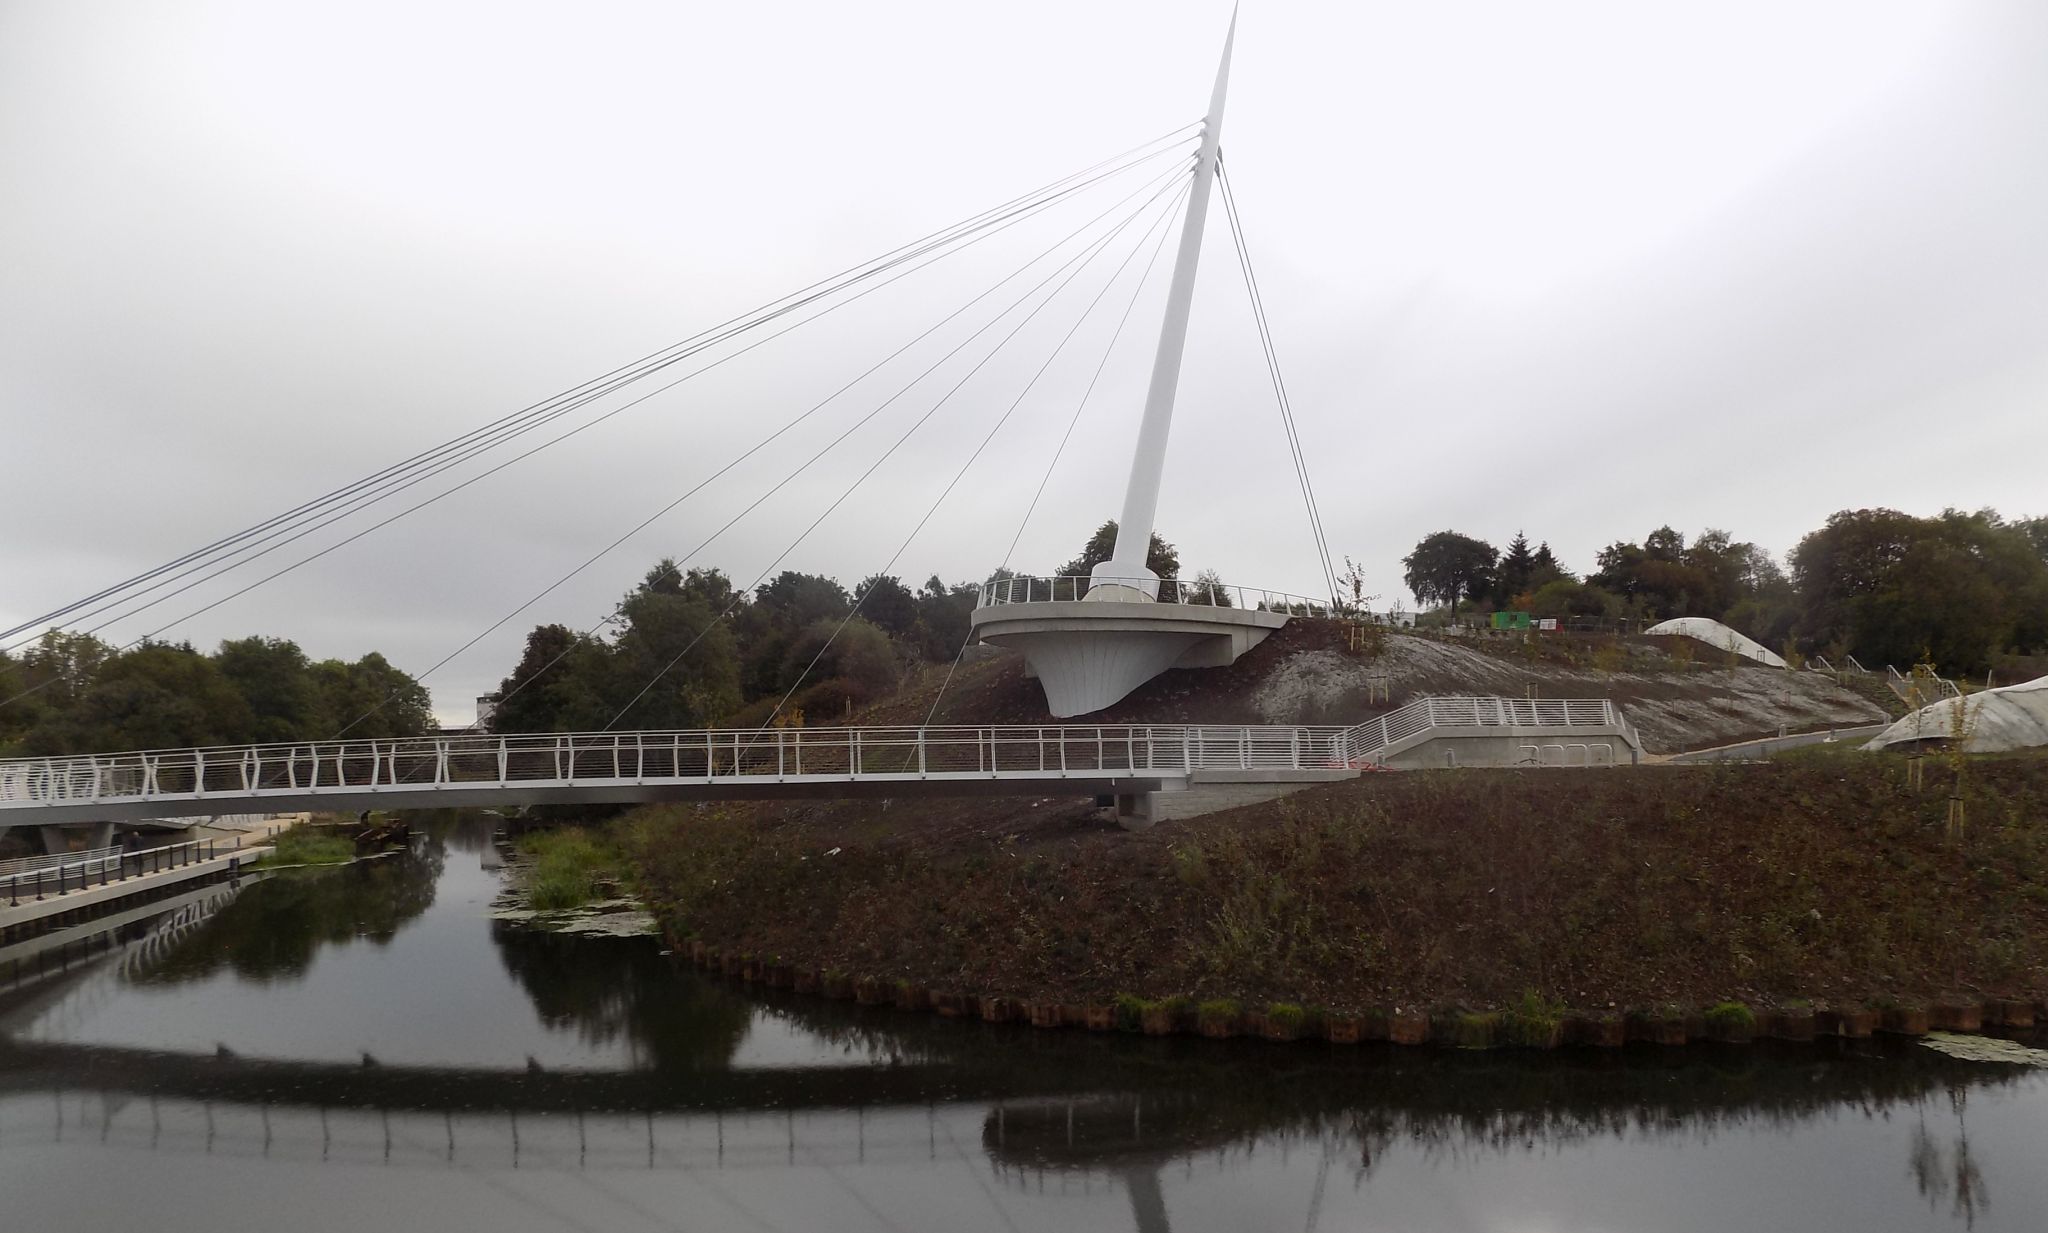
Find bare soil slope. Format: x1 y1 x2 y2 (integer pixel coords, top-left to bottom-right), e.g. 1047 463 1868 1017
628 752 2048 1015
871 622 1883 754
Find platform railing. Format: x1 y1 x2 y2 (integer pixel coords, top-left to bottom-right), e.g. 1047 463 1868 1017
0 724 1359 815
974 574 1336 615
1335 697 1636 766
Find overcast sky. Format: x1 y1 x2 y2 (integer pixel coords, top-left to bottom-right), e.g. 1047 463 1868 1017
4 0 2044 723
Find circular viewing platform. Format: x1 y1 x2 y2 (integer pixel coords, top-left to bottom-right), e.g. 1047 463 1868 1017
969 575 1329 717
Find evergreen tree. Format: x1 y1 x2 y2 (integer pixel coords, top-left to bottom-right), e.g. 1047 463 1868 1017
1498 531 1536 605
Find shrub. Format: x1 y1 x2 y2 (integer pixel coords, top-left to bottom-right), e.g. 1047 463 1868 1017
1113 994 1147 1032
1266 1003 1307 1032
1704 1001 1757 1039
1499 989 1565 1047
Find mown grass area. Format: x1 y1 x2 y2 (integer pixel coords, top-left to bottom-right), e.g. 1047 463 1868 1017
623 751 2048 1019
520 826 628 910
261 826 357 866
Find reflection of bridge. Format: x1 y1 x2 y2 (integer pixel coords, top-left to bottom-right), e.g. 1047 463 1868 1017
0 1037 1110 1113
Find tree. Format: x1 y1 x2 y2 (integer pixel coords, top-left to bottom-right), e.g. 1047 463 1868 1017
2017 516 2048 565
752 572 849 628
18 629 114 713
854 574 919 640
492 624 613 734
778 617 899 705
215 636 320 743
1644 525 1686 562
1590 541 1648 601
1054 520 1180 582
1526 579 1616 620
310 652 433 739
1497 531 1536 605
29 644 252 754
610 583 742 730
0 650 29 751
1401 531 1497 617
911 575 978 661
1790 507 2048 674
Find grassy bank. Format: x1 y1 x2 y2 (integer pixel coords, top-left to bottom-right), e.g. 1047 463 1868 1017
624 752 2048 1022
519 826 629 909
260 826 357 866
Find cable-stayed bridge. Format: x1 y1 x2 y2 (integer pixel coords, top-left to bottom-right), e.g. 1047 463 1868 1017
0 16 1642 841
0 697 1643 829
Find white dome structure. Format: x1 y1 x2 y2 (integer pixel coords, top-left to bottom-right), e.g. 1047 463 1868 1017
1864 675 2048 754
1643 617 1787 668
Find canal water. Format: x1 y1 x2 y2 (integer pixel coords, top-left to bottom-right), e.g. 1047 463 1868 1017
1 816 2042 1232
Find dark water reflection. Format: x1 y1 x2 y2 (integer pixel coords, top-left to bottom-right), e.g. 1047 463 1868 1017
1 815 2042 1232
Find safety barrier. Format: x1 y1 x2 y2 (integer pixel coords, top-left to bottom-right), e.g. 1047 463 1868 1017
0 725 1356 817
1334 697 1639 766
975 574 1334 614
5 837 231 907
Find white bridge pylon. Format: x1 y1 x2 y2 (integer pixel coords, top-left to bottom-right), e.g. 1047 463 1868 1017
0 724 1354 827
968 14 1311 718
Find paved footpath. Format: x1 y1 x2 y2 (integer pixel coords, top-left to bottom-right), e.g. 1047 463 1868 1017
1663 723 1890 764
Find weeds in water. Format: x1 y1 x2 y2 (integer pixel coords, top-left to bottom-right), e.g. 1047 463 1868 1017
521 827 624 910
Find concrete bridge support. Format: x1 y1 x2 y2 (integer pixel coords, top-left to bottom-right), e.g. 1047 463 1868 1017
38 821 114 856
1118 768 1357 830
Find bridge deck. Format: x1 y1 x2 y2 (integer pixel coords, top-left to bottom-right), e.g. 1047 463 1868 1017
0 724 1345 826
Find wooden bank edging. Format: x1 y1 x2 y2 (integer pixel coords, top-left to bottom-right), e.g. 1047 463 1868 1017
667 933 2043 1051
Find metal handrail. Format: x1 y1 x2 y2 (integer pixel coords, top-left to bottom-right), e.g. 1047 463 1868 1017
0 843 121 879
1334 696 1636 766
4 836 229 908
975 574 1336 615
0 724 1360 813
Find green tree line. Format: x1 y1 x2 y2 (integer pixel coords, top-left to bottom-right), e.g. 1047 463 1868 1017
1401 508 2048 675
0 632 434 755
490 519 1189 734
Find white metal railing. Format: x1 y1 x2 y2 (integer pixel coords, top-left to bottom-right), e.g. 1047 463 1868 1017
0 843 122 879
0 724 1362 814
1886 664 1962 704
975 574 1336 615
1333 696 1636 766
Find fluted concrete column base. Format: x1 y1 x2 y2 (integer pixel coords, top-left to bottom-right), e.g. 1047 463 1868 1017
968 600 1288 717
